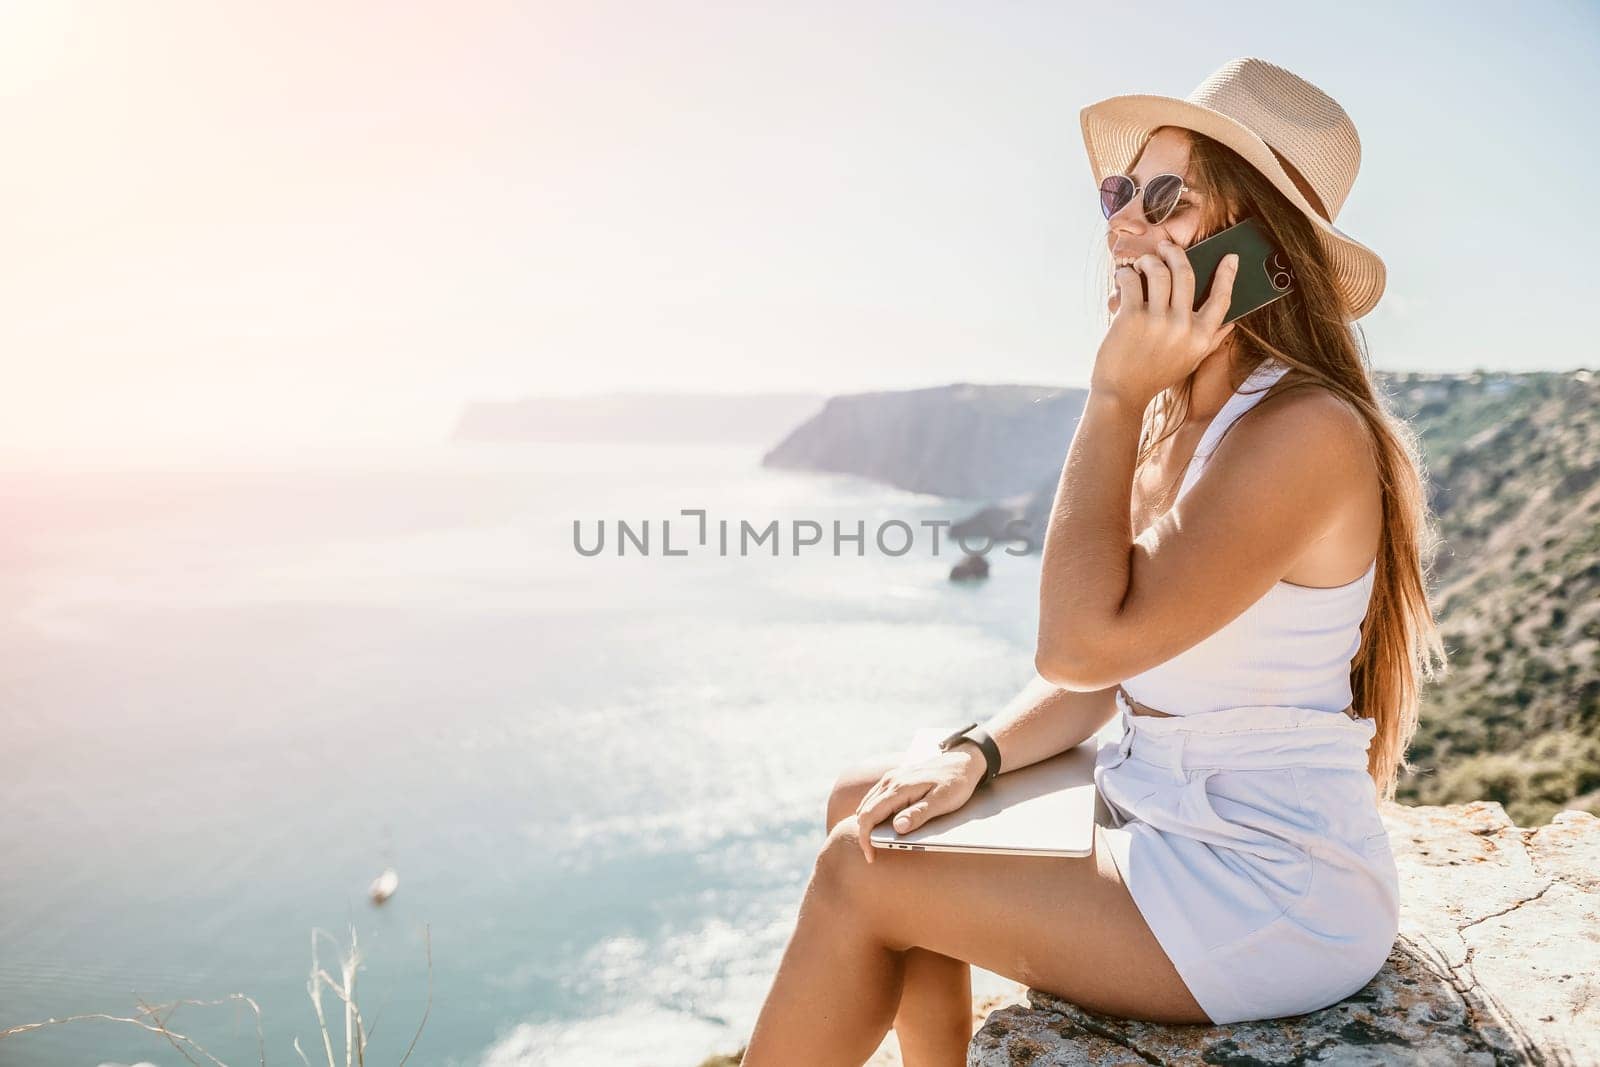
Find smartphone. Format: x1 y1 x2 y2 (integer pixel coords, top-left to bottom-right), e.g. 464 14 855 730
1188 216 1295 323
1130 216 1295 324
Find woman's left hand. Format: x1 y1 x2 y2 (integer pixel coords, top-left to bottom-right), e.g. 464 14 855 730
1092 242 1240 409
852 750 985 865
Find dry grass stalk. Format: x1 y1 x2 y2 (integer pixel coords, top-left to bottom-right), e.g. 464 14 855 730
0 922 432 1065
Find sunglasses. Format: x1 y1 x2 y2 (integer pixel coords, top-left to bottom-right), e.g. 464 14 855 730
1098 172 1190 226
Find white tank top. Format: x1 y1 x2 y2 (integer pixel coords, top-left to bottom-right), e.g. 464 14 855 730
1118 359 1377 716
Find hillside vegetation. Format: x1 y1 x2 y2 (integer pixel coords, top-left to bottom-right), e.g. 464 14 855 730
1386 369 1599 824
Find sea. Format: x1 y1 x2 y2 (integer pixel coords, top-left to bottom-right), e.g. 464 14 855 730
0 441 1045 1066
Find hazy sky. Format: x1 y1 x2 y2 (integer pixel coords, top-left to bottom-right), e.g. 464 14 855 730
3 1 1596 453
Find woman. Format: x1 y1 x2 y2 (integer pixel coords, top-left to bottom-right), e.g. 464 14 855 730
743 57 1448 1065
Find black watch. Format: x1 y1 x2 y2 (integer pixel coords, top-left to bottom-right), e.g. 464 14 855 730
938 721 1002 787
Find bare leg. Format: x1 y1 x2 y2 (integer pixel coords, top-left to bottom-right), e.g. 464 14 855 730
742 808 1207 1065
743 843 908 1065
824 755 973 1067
888 953 971 1067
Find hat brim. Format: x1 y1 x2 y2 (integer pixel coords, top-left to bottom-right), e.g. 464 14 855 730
1080 93 1386 320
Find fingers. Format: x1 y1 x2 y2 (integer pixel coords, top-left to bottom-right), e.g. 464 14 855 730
855 779 934 864
892 798 930 833
1198 252 1240 331
855 776 897 865
1157 239 1193 314
858 781 931 840
1112 263 1142 313
855 779 890 864
1136 251 1170 312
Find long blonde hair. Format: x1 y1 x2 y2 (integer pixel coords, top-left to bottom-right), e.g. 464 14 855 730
1104 126 1450 802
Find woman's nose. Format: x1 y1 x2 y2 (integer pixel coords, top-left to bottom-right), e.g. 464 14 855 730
1107 201 1149 232
1107 219 1146 251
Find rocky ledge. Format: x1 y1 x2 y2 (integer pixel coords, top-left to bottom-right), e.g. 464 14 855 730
968 801 1599 1066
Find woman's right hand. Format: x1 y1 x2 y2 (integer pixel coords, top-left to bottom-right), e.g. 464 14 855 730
853 746 987 864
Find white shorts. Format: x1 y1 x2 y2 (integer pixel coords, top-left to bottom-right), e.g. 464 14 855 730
1094 689 1400 1025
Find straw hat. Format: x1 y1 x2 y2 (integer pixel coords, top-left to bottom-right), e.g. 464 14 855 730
1080 56 1386 320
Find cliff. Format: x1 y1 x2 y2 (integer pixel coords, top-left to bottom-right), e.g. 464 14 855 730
1398 371 1600 826
760 382 1086 500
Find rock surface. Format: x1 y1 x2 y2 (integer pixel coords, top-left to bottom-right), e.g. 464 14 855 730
948 476 1058 553
964 801 1599 1066
949 552 991 582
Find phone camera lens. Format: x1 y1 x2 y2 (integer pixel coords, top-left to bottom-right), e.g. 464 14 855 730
1271 270 1292 291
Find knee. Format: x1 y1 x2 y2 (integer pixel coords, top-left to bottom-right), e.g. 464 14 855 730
811 814 871 900
804 819 904 948
825 753 900 832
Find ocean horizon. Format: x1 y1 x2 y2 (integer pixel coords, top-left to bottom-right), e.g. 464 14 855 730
1 440 1040 1066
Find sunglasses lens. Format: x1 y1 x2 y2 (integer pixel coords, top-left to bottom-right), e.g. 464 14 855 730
1099 175 1134 219
1144 174 1185 223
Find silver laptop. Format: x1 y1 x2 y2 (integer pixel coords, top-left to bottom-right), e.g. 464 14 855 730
868 715 1123 858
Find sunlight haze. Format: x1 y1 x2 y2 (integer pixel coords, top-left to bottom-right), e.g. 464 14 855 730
3 0 1594 456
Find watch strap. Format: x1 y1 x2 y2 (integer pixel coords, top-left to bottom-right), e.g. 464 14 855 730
942 724 1001 786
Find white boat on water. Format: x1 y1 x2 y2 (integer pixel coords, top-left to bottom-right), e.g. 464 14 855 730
369 866 399 904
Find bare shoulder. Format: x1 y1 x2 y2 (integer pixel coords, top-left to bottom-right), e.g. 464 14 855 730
1216 376 1377 486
